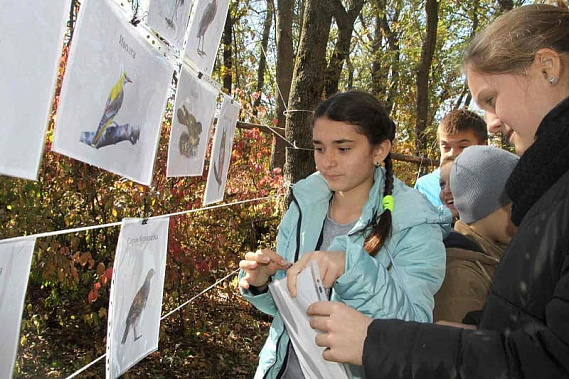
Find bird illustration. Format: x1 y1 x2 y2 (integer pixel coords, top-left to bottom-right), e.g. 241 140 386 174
196 0 217 57
165 0 185 29
91 70 132 147
213 127 226 186
177 105 202 158
121 268 155 344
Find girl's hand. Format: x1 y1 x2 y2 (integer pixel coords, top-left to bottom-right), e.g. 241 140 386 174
286 251 346 297
239 249 291 290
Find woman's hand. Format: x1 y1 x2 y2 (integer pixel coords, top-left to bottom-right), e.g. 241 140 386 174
287 251 346 297
239 248 291 290
307 301 371 365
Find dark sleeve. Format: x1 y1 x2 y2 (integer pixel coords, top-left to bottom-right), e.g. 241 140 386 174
363 314 569 379
362 240 569 379
363 320 512 378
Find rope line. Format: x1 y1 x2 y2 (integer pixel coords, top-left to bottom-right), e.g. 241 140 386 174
66 354 105 379
257 42 314 152
0 195 280 245
65 268 239 378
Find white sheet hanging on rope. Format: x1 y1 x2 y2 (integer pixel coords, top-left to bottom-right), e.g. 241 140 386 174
147 0 195 51
183 0 229 75
52 0 173 186
106 217 169 379
203 94 239 205
167 66 218 177
0 239 35 378
0 0 69 180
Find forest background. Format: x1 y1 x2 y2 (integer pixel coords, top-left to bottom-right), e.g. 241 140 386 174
0 0 550 377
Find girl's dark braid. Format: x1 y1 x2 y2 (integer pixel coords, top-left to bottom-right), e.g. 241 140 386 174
364 119 395 257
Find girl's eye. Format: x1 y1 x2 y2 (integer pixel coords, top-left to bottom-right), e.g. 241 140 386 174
314 147 323 152
339 147 351 152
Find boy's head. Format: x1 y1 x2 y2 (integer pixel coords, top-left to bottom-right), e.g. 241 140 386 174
438 109 488 160
450 145 519 244
439 156 458 219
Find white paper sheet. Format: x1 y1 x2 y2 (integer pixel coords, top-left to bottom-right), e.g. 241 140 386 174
167 66 218 177
52 0 173 185
203 95 239 205
106 218 169 379
0 0 69 180
183 0 230 75
147 0 195 50
269 262 350 379
0 239 35 378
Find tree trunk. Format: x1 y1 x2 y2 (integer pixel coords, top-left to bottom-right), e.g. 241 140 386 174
270 0 294 170
371 0 400 114
284 0 333 187
253 1 274 116
324 0 365 97
415 0 439 155
222 9 233 94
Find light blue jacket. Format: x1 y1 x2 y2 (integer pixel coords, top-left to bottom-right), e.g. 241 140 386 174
414 167 443 207
240 168 450 378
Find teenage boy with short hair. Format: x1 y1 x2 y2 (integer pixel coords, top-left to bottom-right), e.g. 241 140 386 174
415 109 488 206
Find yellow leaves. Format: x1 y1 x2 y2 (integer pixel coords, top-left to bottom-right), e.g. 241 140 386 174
96 262 106 276
98 307 107 319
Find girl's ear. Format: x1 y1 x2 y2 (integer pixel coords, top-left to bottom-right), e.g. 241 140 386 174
535 48 562 84
373 139 392 165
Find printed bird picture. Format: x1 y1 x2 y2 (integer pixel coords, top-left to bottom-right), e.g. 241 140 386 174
196 0 217 56
121 268 155 344
176 105 202 158
213 127 226 187
165 0 185 29
91 69 132 148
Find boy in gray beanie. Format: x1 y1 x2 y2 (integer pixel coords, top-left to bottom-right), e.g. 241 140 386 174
434 145 519 324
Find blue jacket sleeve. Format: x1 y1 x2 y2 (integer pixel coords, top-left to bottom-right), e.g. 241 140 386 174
239 202 299 316
333 222 446 322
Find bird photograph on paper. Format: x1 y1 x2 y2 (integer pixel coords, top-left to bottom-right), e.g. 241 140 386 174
79 66 140 149
167 66 218 177
52 0 173 186
106 218 168 379
0 239 35 379
184 0 230 75
147 0 194 50
203 95 239 205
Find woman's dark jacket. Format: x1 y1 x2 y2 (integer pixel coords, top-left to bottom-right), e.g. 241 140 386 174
362 98 569 378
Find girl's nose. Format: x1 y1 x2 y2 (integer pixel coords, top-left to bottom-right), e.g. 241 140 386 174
486 111 504 134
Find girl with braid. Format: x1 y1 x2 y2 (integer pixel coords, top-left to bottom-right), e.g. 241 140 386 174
306 5 569 378
239 90 450 378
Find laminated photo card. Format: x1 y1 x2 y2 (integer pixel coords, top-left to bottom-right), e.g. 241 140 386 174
184 0 230 75
106 218 169 379
167 66 218 177
203 95 239 205
147 0 195 50
52 0 173 185
0 0 69 180
0 239 35 378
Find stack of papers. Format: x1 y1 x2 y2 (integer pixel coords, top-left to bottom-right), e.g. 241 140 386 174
269 262 350 379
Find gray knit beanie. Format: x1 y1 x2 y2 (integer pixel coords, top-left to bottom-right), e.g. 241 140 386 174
450 145 519 224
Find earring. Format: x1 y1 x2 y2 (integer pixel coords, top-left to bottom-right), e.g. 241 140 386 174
374 162 381 168
549 77 557 85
